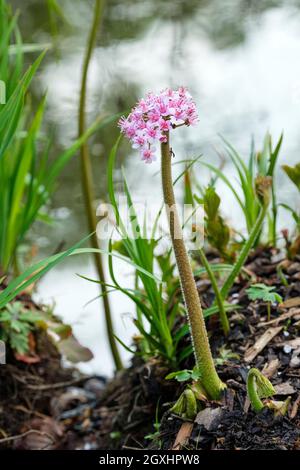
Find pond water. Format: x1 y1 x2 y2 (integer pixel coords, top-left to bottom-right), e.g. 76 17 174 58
12 0 300 375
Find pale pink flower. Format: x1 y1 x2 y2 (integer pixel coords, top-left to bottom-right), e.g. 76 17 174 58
118 87 199 163
142 147 156 164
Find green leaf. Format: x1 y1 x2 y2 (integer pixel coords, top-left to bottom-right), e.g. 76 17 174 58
282 163 300 192
203 186 220 220
165 369 192 382
246 283 283 304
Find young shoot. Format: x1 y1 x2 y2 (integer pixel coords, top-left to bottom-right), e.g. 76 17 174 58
247 368 291 416
170 388 198 420
247 368 275 412
246 283 283 321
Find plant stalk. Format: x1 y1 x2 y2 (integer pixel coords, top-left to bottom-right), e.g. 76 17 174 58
220 206 267 300
198 248 230 335
161 135 225 400
78 0 122 370
267 302 271 322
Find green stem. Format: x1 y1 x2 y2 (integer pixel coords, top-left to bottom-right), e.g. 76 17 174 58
271 186 277 247
161 135 225 400
247 368 265 412
267 302 271 322
220 206 267 300
78 0 122 371
198 248 230 336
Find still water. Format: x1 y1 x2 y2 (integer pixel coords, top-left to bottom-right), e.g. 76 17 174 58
12 0 300 375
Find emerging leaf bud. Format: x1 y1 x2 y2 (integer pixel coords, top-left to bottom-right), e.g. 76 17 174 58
255 175 272 207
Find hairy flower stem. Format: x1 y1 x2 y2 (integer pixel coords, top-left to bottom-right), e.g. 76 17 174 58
198 248 230 335
161 135 225 400
78 0 122 370
220 206 267 301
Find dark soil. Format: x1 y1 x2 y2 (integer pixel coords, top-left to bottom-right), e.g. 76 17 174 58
1 248 300 450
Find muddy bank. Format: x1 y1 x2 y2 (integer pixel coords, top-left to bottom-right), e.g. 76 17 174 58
1 249 300 450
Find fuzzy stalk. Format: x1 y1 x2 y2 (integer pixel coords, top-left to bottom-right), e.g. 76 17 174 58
78 0 122 370
161 135 225 400
198 247 230 335
220 205 267 301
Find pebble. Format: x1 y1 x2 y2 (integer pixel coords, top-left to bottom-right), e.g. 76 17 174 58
195 407 223 431
283 345 292 354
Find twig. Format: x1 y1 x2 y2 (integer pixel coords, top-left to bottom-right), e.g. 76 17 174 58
0 429 54 446
244 326 283 363
258 308 300 327
172 422 193 450
23 377 87 391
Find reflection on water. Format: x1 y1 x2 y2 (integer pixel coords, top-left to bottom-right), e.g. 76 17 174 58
12 0 300 375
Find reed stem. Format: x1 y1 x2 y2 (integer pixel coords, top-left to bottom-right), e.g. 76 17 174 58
78 0 122 370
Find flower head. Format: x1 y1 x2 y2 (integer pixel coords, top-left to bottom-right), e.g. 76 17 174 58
118 87 199 163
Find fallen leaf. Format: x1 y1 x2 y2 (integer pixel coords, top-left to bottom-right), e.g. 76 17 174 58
243 396 250 413
279 297 300 309
274 382 296 395
58 336 93 363
290 395 300 419
290 347 300 368
262 358 280 379
14 353 40 364
14 417 63 450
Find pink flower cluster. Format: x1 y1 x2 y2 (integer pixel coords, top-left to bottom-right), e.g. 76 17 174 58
118 87 199 163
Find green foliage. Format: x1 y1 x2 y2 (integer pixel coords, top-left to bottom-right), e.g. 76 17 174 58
107 138 179 364
247 368 275 412
183 165 194 206
200 133 282 246
0 236 97 359
0 235 90 310
170 388 198 419
165 366 201 382
0 296 93 361
282 163 300 191
214 346 239 366
0 301 42 354
196 187 231 260
145 401 162 445
246 283 283 304
0 0 23 99
219 203 269 301
102 138 240 365
281 163 300 258
0 93 117 272
0 1 117 273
